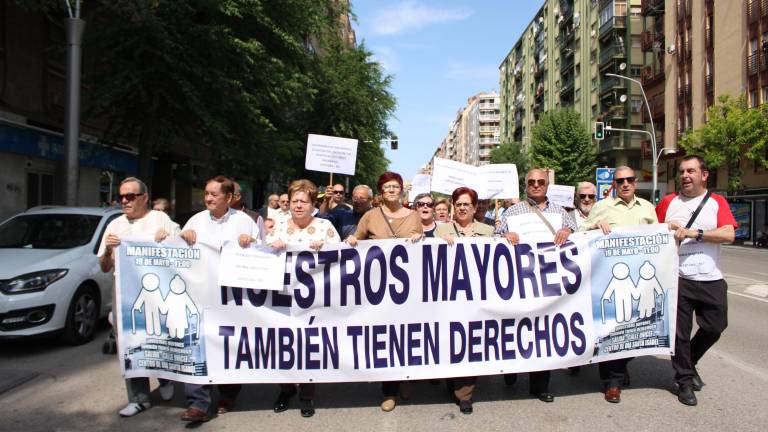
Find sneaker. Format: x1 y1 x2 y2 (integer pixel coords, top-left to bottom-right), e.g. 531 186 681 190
159 381 174 401
119 402 150 417
380 397 396 412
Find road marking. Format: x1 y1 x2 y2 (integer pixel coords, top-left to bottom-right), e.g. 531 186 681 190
745 284 768 297
728 290 768 304
724 273 768 284
710 348 768 383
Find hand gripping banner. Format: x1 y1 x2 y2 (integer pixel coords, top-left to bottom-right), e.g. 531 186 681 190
115 225 677 384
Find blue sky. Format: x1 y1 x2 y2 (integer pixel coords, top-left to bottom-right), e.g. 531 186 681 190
351 1 544 181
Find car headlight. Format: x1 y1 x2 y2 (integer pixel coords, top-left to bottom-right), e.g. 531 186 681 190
0 269 69 295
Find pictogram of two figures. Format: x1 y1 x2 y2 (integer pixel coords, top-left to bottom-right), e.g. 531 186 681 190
130 273 200 339
601 261 666 323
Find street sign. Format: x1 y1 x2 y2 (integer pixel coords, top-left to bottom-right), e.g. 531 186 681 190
596 167 615 201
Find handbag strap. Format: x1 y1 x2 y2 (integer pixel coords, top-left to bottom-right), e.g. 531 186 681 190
379 207 397 238
684 190 712 229
527 202 558 236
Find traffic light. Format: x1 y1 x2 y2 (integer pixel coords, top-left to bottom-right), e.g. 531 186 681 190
390 138 398 150
653 189 661 205
594 122 605 141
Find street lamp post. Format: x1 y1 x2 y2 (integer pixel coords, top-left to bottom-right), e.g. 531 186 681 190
605 65 660 201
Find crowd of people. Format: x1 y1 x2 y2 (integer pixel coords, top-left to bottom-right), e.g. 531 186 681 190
97 154 736 422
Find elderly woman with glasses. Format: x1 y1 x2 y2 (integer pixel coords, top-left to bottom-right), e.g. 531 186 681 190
346 171 423 412
267 179 340 418
434 187 495 415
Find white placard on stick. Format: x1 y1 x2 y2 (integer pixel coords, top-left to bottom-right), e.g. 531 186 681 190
410 174 431 199
217 243 286 290
431 157 519 199
546 184 576 208
305 134 358 176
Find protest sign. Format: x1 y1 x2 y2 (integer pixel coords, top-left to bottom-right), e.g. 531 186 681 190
218 243 286 290
546 184 576 208
410 174 431 199
431 157 519 199
305 134 358 176
116 225 677 384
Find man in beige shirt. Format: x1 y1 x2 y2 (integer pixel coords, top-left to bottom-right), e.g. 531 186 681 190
579 166 658 404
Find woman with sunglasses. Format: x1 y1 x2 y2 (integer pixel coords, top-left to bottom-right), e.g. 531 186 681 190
412 193 437 237
434 187 495 415
346 171 423 412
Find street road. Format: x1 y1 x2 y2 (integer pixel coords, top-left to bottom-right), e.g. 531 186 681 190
1 247 767 432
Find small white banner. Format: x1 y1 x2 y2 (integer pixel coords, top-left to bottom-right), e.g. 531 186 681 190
547 184 576 208
218 243 286 290
431 157 519 199
305 134 358 175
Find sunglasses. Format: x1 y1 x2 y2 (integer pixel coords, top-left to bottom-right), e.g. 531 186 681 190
579 194 596 199
415 201 434 208
527 179 546 187
119 193 144 202
332 190 345 195
614 176 636 185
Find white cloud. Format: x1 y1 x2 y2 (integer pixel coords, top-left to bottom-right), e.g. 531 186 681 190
371 1 472 36
370 46 400 73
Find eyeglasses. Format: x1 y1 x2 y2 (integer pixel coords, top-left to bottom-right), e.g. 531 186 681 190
415 201 434 208
454 202 473 208
527 179 546 187
579 194 596 200
332 190 345 195
382 184 402 191
119 193 144 202
614 176 636 185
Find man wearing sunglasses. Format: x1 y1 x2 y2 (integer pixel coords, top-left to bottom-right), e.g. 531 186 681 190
497 168 577 403
320 183 352 213
320 185 374 240
579 166 658 404
570 182 597 229
98 177 179 417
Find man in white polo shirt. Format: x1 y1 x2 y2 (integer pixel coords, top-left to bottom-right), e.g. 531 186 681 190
656 155 737 407
98 177 179 417
178 175 259 423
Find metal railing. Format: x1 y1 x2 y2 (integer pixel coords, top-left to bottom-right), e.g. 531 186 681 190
599 43 626 66
747 53 759 76
599 16 626 38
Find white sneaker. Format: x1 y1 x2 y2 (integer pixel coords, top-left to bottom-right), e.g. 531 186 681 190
119 402 150 417
159 381 175 401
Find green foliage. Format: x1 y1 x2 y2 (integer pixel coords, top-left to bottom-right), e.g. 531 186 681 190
490 139 530 195
529 109 596 187
680 94 768 192
24 0 394 191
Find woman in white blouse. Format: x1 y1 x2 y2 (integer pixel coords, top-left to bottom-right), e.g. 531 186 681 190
267 179 340 418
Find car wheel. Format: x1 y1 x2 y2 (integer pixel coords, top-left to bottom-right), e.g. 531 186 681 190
63 284 100 345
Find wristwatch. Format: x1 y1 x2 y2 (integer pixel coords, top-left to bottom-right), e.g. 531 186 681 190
695 229 704 242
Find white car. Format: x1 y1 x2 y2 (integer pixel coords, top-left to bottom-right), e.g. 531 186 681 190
0 206 122 344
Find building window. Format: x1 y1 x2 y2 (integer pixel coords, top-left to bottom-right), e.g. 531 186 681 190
630 66 642 77
762 87 768 105
630 7 641 17
631 35 641 48
631 96 643 113
27 172 54 208
750 90 759 107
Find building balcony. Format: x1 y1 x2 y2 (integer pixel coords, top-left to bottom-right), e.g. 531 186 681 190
748 0 760 24
599 136 623 153
642 65 665 87
677 0 691 23
641 0 665 16
604 105 628 120
479 114 501 122
479 103 500 110
561 53 575 72
677 39 690 64
747 52 759 76
599 43 626 66
705 73 713 95
479 137 500 145
600 76 625 94
705 26 713 49
560 75 575 94
641 31 663 52
762 0 768 17
599 16 626 40
479 126 499 134
677 83 691 102
642 93 665 123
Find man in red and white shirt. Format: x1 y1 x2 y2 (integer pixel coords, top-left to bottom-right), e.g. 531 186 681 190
656 155 737 407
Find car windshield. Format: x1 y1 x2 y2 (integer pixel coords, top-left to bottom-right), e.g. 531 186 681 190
0 214 102 249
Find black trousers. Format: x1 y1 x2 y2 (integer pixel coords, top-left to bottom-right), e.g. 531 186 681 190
599 358 633 386
673 278 728 386
504 371 551 394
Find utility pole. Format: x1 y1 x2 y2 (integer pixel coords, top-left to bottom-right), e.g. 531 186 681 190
63 0 85 206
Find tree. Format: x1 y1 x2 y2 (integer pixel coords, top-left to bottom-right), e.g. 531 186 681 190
529 109 596 187
490 139 530 195
680 94 768 192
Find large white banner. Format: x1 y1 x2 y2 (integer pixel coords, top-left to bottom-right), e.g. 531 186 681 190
116 225 677 384
431 157 519 199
